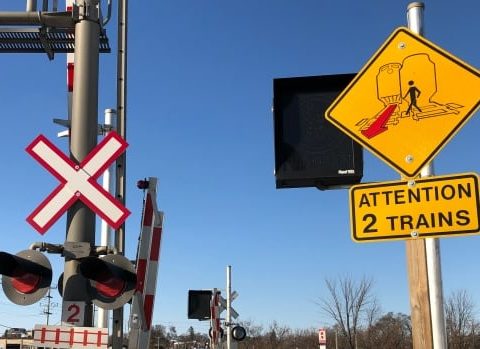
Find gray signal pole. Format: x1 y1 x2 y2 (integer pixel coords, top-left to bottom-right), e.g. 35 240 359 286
63 0 101 327
112 0 128 347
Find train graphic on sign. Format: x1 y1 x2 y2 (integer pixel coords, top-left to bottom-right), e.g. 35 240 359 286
356 53 464 139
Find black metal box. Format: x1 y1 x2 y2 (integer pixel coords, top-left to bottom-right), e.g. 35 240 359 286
273 73 363 189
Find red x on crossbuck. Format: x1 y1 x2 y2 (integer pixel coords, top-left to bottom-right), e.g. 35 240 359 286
26 131 130 235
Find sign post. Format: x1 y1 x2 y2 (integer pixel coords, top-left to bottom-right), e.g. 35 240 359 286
406 4 446 348
325 2 469 347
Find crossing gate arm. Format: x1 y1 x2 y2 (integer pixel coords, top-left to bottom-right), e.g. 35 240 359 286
128 177 164 349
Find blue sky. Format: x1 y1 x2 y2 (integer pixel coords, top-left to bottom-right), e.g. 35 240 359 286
0 0 479 336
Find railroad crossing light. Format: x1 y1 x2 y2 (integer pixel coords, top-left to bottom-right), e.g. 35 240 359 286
79 254 136 310
188 290 215 320
231 325 247 341
208 326 224 340
0 250 52 305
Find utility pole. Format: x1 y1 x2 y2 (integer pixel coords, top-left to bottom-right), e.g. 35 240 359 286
40 286 58 325
62 0 100 327
405 2 447 349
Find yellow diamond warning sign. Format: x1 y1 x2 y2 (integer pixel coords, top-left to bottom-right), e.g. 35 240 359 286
350 173 480 242
326 27 480 177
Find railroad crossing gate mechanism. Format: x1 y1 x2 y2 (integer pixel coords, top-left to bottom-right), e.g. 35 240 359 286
326 27 480 178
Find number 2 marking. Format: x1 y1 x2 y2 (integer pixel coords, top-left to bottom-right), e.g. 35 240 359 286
67 304 80 323
363 214 378 233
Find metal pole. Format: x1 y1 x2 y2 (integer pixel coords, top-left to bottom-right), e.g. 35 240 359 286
424 228 447 348
112 0 128 346
0 11 74 27
97 109 116 329
63 0 100 327
114 0 128 255
26 0 37 11
226 266 232 349
407 3 447 348
46 287 52 325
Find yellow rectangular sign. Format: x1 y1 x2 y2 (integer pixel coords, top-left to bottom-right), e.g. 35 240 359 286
350 173 480 242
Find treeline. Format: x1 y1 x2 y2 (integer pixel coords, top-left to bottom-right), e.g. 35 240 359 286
149 311 480 349
147 321 320 349
147 315 411 349
148 276 479 349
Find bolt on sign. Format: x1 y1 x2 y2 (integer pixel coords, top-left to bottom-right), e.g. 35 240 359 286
350 173 480 242
326 27 480 177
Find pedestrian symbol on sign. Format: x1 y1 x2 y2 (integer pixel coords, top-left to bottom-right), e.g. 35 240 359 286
359 54 463 139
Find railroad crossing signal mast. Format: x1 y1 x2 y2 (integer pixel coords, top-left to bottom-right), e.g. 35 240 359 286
0 1 132 347
60 0 100 328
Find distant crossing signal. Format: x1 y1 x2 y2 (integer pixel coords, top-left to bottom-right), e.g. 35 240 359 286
188 290 215 320
80 254 137 310
0 250 52 305
231 325 247 341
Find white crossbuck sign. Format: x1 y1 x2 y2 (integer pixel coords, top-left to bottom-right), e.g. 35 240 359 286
26 131 130 234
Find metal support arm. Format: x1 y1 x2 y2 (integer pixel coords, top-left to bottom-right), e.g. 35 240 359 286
0 11 75 28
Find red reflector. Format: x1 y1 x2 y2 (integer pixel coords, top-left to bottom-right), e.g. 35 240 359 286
11 273 41 294
67 63 74 92
96 276 125 298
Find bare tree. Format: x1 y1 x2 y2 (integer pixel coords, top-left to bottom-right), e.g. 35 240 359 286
445 289 475 349
266 321 290 349
319 275 376 349
361 312 412 349
238 319 265 349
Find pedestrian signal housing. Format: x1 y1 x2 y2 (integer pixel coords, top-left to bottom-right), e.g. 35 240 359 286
80 254 137 310
0 250 52 305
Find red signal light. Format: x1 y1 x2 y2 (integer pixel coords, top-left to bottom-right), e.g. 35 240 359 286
95 274 125 298
137 179 149 189
80 255 137 310
0 250 52 305
11 272 41 294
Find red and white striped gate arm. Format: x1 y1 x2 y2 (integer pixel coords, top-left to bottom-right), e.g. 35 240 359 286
144 210 163 326
210 289 221 348
129 177 164 349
